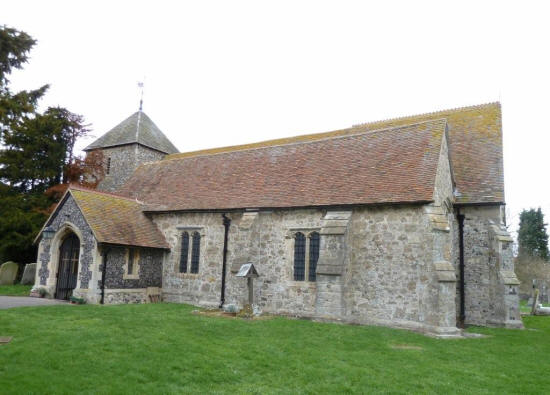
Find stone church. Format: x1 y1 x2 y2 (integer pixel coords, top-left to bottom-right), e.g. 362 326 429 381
32 103 522 336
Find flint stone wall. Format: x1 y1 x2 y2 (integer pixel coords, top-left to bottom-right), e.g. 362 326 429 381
103 289 148 304
93 145 165 192
100 246 163 290
153 205 454 332
37 194 94 288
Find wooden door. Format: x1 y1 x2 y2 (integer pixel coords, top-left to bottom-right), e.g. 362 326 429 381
55 234 80 300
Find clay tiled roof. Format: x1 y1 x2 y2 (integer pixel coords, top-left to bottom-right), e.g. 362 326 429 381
69 187 169 249
84 111 179 154
352 103 503 204
118 119 447 211
164 103 503 204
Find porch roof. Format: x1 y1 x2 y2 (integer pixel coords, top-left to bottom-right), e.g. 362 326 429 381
69 187 169 249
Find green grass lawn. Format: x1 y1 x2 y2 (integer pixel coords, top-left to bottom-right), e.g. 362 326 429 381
0 284 32 296
1 304 549 394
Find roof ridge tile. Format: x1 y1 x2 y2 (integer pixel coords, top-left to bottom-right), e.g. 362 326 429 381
352 102 500 128
69 185 142 203
164 117 448 163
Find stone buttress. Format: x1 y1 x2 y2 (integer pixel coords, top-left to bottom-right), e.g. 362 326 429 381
315 211 352 319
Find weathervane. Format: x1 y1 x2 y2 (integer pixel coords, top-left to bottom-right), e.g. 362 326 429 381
138 79 145 111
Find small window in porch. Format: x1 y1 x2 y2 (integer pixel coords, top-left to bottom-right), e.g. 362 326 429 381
124 248 140 279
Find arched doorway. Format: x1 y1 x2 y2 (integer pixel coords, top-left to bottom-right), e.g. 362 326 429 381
55 233 80 300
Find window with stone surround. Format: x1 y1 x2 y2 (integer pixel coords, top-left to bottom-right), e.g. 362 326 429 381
308 232 320 281
179 232 189 273
190 232 201 274
123 248 139 279
293 231 319 282
177 229 201 274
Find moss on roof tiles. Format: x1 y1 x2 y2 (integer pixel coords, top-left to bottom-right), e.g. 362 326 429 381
118 119 447 211
70 188 169 249
163 102 503 204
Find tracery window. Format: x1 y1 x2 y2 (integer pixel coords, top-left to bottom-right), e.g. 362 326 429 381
177 228 202 275
293 231 319 282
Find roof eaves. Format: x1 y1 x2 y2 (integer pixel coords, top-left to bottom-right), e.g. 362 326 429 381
142 199 435 214
97 240 170 250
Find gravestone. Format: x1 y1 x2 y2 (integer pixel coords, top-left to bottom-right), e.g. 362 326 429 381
20 263 36 285
0 261 18 285
536 305 550 315
540 285 549 304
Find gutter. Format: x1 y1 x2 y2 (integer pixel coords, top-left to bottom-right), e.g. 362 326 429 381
456 208 466 327
142 200 434 215
100 248 110 305
454 202 505 207
219 214 231 308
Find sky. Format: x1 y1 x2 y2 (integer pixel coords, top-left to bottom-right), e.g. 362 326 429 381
3 0 550 242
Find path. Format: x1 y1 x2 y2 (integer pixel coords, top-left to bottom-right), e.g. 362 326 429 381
0 296 69 309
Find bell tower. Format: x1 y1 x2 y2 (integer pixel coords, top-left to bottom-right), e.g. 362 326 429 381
83 110 179 192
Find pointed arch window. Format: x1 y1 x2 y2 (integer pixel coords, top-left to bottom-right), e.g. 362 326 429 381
308 232 320 282
293 231 320 282
179 232 189 273
190 232 201 274
293 232 306 281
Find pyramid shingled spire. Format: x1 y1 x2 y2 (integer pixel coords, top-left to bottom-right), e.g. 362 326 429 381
84 111 179 154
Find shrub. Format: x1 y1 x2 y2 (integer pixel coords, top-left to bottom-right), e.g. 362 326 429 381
69 296 86 304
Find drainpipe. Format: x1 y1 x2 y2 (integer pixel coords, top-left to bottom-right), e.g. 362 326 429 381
219 214 231 308
100 248 109 305
457 209 466 327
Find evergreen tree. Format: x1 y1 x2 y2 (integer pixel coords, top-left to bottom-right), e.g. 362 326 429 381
0 183 50 264
518 208 549 261
0 26 95 264
0 25 48 142
0 107 90 192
